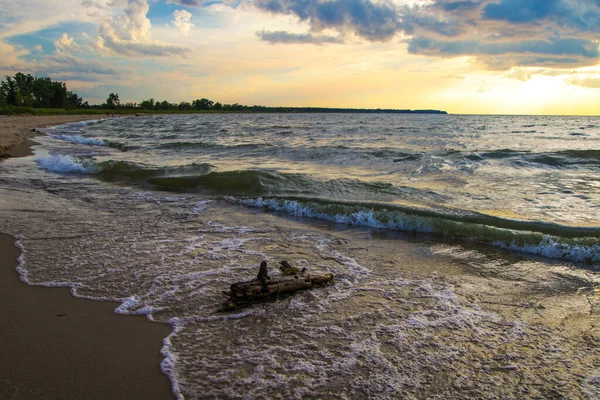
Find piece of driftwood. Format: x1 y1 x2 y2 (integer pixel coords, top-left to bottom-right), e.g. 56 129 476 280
220 260 334 310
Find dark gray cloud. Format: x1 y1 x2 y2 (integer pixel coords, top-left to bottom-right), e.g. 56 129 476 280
407 35 600 68
254 0 403 41
408 36 600 58
482 0 600 33
250 0 600 69
256 30 343 44
483 0 562 23
435 1 481 13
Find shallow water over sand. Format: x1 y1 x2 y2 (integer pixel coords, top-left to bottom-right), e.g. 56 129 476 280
1 114 599 398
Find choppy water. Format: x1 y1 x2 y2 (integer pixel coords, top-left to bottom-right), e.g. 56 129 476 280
1 114 599 398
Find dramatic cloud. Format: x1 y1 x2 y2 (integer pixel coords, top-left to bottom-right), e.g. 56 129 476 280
407 36 600 66
256 30 343 44
97 0 190 56
251 0 600 69
173 9 194 35
253 0 404 41
481 0 600 33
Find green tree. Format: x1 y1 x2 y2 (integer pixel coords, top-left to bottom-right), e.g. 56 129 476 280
65 90 83 109
33 77 54 107
1 76 17 106
140 98 155 109
178 101 191 110
106 93 120 109
13 72 34 106
192 98 214 110
49 81 67 108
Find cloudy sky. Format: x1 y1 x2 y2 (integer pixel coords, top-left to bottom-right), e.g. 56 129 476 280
0 0 599 114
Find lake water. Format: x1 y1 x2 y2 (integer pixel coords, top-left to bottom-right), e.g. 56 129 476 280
1 113 599 398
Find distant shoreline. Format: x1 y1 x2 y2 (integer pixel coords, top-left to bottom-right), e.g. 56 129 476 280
1 107 448 117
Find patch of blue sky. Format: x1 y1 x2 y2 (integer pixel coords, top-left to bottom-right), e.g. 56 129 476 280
147 0 185 22
148 0 230 29
5 21 96 55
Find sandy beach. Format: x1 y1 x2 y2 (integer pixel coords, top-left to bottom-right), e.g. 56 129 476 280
0 233 174 400
0 115 103 157
0 115 175 399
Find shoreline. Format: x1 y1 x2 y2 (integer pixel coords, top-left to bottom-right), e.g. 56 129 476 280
0 235 175 399
0 115 105 157
0 114 175 399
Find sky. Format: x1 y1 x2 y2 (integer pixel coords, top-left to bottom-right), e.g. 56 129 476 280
0 0 599 115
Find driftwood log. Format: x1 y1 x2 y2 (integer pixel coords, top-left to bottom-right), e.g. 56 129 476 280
220 260 334 310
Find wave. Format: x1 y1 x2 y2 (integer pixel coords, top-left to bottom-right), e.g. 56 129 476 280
555 150 600 161
157 141 271 151
36 156 214 182
158 141 218 149
97 161 213 181
149 169 449 204
367 149 422 161
36 155 98 174
51 134 107 146
463 149 600 167
150 169 285 193
227 196 600 263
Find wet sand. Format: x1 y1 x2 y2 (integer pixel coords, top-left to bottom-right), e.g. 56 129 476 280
0 233 175 400
0 115 103 157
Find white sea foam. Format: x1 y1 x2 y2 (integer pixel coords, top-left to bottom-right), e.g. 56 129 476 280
230 197 600 264
191 200 212 213
132 191 185 203
227 196 435 234
51 134 106 146
494 236 600 263
36 155 98 174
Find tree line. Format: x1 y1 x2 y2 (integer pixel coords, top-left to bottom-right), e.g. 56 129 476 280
102 93 446 114
102 92 250 112
1 72 446 114
0 73 86 109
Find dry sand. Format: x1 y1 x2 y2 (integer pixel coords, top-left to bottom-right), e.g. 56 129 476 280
0 234 175 400
0 115 103 156
0 115 175 399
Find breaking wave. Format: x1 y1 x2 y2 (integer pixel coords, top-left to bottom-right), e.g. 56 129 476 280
36 155 98 174
51 134 107 146
463 149 600 167
227 196 600 264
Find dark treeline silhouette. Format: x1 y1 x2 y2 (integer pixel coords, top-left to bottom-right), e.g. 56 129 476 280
0 73 86 109
0 72 446 114
102 93 447 114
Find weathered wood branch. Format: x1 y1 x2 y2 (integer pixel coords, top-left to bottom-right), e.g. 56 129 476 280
220 260 334 310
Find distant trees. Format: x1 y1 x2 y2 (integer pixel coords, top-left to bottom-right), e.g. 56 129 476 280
0 72 445 114
137 97 221 112
139 98 155 110
106 93 120 109
0 72 86 109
